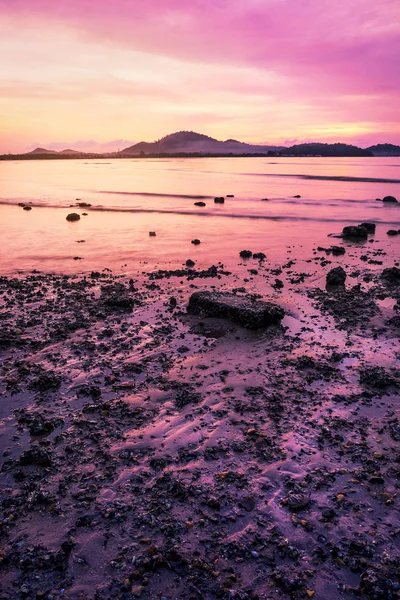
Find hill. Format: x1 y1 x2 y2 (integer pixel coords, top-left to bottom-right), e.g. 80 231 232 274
28 147 58 155
367 144 400 156
282 143 372 157
120 131 283 155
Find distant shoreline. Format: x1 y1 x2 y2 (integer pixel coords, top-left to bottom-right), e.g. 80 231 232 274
0 152 396 160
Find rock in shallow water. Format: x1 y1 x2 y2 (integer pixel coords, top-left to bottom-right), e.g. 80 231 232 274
188 291 284 328
342 225 368 239
66 213 81 222
326 266 347 286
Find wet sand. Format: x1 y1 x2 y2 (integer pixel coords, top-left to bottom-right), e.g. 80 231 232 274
0 220 399 599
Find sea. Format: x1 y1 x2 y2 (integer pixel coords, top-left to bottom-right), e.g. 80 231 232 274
0 156 399 275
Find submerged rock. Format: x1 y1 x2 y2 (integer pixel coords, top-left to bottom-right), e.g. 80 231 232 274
342 225 368 239
326 266 346 286
188 291 284 328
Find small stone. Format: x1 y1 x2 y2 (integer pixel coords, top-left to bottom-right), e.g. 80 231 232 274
207 497 221 509
186 259 195 268
149 231 156 236
131 586 144 598
238 496 255 512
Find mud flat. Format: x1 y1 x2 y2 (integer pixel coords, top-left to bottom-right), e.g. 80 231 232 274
0 230 399 600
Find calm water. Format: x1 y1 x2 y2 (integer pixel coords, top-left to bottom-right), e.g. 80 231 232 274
0 157 399 274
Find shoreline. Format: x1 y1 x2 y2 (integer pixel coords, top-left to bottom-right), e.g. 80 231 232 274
0 230 399 599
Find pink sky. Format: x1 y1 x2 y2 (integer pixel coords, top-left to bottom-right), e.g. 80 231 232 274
1 0 399 152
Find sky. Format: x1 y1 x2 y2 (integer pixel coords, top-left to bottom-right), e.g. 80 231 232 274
1 0 399 152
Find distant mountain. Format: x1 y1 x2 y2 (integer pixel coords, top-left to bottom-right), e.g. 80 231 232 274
282 143 372 157
28 147 58 155
120 131 284 155
120 131 375 157
7 134 399 160
367 143 400 157
58 149 85 155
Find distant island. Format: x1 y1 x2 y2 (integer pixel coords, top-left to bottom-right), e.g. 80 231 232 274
2 131 400 159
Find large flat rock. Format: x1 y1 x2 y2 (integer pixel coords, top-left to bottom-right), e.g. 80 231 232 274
188 291 284 329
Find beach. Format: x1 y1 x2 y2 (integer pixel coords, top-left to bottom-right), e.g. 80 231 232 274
0 157 399 600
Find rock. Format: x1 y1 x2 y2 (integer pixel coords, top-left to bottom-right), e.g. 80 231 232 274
359 222 376 233
23 206 32 211
103 295 134 310
382 195 398 203
273 279 284 290
191 239 201 245
387 229 399 236
326 266 346 286
175 388 201 408
330 246 346 256
214 197 225 203
342 225 368 239
381 266 400 284
76 202 91 208
359 366 396 389
293 195 301 198
286 492 311 511
194 201 206 207
28 373 61 392
227 194 234 197
149 231 156 236
207 497 221 509
239 250 253 258
253 252 266 260
186 259 195 268
20 445 52 467
66 213 81 222
238 496 255 511
188 291 284 329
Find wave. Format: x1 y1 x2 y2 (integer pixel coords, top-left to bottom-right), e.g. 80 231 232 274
252 173 400 184
88 206 400 224
97 190 212 199
1 199 398 224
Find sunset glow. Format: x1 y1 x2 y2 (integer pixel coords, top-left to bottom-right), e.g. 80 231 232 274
1 0 399 152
